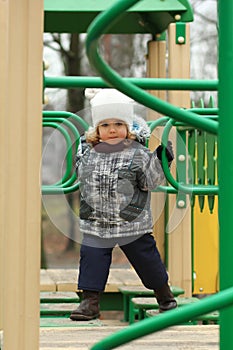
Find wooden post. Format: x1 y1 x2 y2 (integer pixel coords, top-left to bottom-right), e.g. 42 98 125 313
1 1 43 349
0 0 8 332
146 37 167 261
167 23 192 296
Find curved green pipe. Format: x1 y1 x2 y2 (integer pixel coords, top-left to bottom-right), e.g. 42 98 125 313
91 286 233 350
43 111 89 131
43 122 73 186
43 117 80 142
42 111 88 193
43 171 78 189
85 0 218 135
148 117 218 195
149 117 169 132
43 118 80 186
161 119 218 195
42 182 80 195
59 172 77 187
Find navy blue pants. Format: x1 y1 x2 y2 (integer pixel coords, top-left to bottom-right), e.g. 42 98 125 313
78 233 168 292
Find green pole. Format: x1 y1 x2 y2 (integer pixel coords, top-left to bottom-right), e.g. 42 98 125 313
44 76 218 91
91 286 233 350
218 1 233 348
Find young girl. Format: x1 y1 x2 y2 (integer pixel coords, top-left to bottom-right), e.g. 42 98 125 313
70 88 176 321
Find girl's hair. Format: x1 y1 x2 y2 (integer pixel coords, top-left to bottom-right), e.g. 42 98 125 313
85 125 136 146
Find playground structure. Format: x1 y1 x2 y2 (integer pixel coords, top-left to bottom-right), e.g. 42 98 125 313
1 0 233 349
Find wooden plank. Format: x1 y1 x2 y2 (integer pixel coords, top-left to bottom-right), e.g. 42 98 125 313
40 270 56 292
119 285 154 294
40 292 79 303
106 269 125 292
40 269 185 296
46 269 78 292
40 317 103 329
56 282 77 292
110 268 142 286
39 325 219 349
40 303 77 310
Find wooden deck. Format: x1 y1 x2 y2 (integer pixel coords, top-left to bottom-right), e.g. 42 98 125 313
39 269 219 350
40 322 219 350
40 268 142 292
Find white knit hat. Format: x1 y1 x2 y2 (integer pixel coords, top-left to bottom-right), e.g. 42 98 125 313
85 88 134 128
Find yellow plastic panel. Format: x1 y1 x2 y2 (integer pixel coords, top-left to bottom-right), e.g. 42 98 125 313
193 198 218 294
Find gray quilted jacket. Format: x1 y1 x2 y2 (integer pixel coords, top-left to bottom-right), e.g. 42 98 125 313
76 140 165 239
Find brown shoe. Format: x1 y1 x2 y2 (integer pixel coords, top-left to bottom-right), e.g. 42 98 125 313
70 290 100 321
154 283 177 312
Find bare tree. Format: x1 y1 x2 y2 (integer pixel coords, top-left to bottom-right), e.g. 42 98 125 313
190 0 218 104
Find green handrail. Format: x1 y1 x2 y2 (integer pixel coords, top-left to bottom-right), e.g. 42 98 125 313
91 286 233 350
85 0 218 135
42 114 219 196
42 182 80 194
44 76 218 91
43 117 80 186
160 119 218 195
148 117 178 194
43 110 89 131
42 122 73 185
42 110 88 194
149 117 169 131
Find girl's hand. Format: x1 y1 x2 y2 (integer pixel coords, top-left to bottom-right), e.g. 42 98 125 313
156 141 174 162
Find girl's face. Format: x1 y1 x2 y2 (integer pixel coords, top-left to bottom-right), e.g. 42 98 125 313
98 118 128 144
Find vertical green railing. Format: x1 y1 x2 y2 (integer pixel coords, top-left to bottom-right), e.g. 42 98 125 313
218 1 233 348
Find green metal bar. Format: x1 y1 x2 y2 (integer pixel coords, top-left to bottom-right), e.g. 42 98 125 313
161 120 218 195
85 0 218 135
42 182 80 194
43 117 80 185
58 172 77 188
218 1 233 348
43 117 80 145
188 108 218 115
91 286 233 350
196 100 205 211
153 186 177 194
196 129 206 211
42 111 88 192
43 117 80 188
176 129 187 208
206 97 216 213
42 110 89 131
44 76 218 91
149 117 169 132
149 117 177 194
206 133 216 213
188 129 196 208
43 122 73 185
